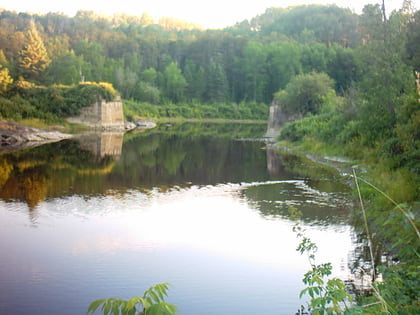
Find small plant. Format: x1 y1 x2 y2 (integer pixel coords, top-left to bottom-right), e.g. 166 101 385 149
291 207 354 314
87 283 178 315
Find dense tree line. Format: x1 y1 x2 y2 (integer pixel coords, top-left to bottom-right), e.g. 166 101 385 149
279 2 419 172
1 3 417 119
0 3 418 127
0 2 417 147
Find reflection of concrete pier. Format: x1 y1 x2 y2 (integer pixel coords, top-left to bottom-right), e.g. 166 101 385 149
266 147 282 177
76 132 124 159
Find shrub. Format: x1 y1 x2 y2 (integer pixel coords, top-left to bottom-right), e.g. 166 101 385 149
2 81 119 120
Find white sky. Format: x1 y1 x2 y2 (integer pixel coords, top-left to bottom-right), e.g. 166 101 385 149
0 0 409 28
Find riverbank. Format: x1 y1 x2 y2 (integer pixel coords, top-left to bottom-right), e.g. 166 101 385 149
154 117 267 124
0 120 73 153
271 141 356 178
273 136 419 314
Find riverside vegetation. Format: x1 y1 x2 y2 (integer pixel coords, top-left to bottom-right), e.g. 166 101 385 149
0 1 418 314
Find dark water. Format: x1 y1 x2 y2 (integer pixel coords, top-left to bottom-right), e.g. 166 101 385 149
0 123 354 315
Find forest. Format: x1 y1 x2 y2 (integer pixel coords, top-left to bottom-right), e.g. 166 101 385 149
0 1 419 313
0 3 417 120
0 1 417 172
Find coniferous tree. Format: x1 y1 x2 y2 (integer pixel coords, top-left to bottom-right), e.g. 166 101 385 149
19 20 50 82
243 41 267 103
205 58 228 103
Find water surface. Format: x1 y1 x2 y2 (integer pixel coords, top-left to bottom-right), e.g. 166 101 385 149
0 123 353 315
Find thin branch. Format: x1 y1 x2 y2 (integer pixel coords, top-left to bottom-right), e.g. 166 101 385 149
355 176 420 240
353 168 376 280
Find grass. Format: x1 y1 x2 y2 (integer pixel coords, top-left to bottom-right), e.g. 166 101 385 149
14 118 92 133
278 135 418 201
16 118 55 130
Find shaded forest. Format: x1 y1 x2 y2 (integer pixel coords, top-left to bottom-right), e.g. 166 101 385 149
0 1 417 173
0 3 418 119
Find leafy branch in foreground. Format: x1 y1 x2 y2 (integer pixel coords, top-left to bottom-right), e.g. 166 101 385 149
290 207 354 315
87 283 178 315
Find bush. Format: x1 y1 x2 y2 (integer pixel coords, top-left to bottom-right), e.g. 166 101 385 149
0 95 38 120
274 72 336 116
1 81 119 120
122 100 268 121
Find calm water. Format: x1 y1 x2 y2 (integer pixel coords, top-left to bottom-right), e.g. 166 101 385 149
0 123 354 315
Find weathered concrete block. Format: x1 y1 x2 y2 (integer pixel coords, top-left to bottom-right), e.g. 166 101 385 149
67 96 125 130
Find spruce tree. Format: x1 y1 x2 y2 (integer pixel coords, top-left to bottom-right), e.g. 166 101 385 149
19 20 50 82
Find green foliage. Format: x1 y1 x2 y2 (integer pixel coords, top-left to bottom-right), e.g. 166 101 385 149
354 7 415 147
252 5 360 47
163 62 187 103
291 207 353 314
406 10 420 69
0 81 118 119
135 82 161 104
0 4 379 121
67 82 117 103
264 42 303 98
44 51 83 85
0 94 38 120
87 283 178 315
279 111 352 144
141 68 158 85
373 263 420 315
123 99 268 121
350 170 420 314
242 41 267 103
0 67 13 93
204 58 229 104
18 20 50 82
381 95 420 174
274 72 336 116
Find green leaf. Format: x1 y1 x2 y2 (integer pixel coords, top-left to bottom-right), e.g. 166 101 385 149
103 300 112 315
163 303 178 314
145 302 177 315
87 299 106 313
126 297 144 311
111 301 120 315
299 288 309 298
149 290 160 303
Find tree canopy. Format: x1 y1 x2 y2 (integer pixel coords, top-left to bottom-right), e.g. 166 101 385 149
274 72 335 116
0 3 417 124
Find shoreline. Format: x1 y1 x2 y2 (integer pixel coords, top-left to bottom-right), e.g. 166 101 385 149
154 117 267 124
0 120 73 153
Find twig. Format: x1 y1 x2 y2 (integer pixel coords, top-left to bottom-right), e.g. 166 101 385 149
355 176 420 240
353 168 376 279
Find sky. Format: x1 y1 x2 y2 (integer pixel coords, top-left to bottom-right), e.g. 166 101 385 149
0 0 408 28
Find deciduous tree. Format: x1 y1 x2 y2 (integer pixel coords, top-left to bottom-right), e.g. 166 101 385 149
163 62 187 102
274 72 335 116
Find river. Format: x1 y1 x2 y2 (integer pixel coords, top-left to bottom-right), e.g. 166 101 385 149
0 122 355 315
